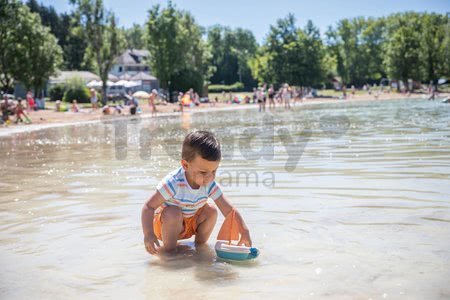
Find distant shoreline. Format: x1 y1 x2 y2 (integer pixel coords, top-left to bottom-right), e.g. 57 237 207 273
1 92 447 138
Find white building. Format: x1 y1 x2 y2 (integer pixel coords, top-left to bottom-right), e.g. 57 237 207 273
110 49 159 92
110 49 149 77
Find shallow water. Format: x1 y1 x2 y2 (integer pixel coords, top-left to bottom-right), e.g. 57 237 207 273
1 99 449 299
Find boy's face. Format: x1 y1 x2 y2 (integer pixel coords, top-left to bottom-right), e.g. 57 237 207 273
181 155 220 187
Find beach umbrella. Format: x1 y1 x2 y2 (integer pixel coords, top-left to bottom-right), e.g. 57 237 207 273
86 80 102 88
133 91 150 98
124 80 141 88
113 80 128 86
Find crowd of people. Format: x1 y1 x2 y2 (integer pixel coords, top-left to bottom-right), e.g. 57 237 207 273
0 92 37 125
1 81 447 127
249 83 311 112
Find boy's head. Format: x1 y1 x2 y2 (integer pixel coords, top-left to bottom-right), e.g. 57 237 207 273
182 131 221 162
181 131 221 187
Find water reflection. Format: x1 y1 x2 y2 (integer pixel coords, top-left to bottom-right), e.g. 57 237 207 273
149 242 240 282
1 99 450 299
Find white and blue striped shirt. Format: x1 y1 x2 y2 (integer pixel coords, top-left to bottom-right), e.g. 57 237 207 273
156 167 222 217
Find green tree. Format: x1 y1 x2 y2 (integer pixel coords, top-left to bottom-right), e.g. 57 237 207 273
264 14 298 85
72 0 125 103
384 13 423 89
250 14 325 88
27 0 88 70
145 1 212 96
0 0 21 91
361 18 386 81
64 14 89 70
326 17 388 86
248 48 273 85
207 25 258 89
420 13 449 84
0 1 62 94
124 24 145 49
327 18 366 86
300 20 326 87
18 8 63 95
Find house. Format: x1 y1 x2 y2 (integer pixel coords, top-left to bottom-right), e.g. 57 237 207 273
130 71 159 91
110 49 159 92
14 49 159 98
110 49 150 77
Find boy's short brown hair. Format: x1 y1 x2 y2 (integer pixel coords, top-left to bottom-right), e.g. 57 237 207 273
182 131 221 162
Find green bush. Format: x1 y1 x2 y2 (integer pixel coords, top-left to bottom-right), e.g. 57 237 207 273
62 78 90 103
208 82 244 93
49 84 67 101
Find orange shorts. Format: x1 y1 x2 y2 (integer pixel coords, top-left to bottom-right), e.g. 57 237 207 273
153 205 206 241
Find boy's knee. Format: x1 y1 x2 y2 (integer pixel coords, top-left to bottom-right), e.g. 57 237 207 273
204 203 218 219
161 206 183 224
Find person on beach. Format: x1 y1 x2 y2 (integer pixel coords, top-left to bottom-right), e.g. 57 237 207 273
257 87 265 112
26 91 35 112
125 91 139 113
282 84 291 109
15 99 31 124
90 88 98 111
35 91 44 110
342 85 347 100
252 88 257 104
141 130 253 255
149 89 158 117
428 83 436 101
267 84 275 109
1 95 11 125
71 100 80 113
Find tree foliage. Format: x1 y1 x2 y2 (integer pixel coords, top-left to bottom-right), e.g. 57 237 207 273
326 12 449 88
0 0 62 93
249 14 326 87
124 24 145 49
207 25 258 89
27 0 88 70
72 0 125 103
145 1 212 95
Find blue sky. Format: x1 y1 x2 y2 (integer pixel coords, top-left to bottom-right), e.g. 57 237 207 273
39 0 449 43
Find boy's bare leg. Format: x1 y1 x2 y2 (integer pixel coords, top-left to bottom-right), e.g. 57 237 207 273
195 203 218 244
161 206 184 252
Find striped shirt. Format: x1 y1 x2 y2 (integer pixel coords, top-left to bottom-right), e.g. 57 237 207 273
156 167 222 217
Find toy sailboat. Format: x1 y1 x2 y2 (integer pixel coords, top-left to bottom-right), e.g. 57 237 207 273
215 209 260 261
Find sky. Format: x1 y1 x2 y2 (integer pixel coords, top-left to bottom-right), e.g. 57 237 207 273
39 0 450 43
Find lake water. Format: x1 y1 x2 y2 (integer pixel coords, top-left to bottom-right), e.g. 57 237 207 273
1 99 449 299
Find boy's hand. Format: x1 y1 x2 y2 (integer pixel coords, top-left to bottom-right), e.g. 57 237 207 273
238 230 252 247
144 234 160 255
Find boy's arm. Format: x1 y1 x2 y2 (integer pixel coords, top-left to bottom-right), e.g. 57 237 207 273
214 194 252 247
141 191 166 255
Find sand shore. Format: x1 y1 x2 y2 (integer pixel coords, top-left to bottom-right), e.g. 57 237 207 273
1 92 447 137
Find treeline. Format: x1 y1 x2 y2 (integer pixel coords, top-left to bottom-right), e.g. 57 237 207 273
0 0 449 96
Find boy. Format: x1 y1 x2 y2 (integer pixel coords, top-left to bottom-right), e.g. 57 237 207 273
141 131 252 255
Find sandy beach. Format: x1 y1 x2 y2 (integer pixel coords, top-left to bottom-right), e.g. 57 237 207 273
1 92 447 137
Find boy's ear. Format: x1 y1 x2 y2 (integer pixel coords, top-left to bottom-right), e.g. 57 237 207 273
181 159 189 170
